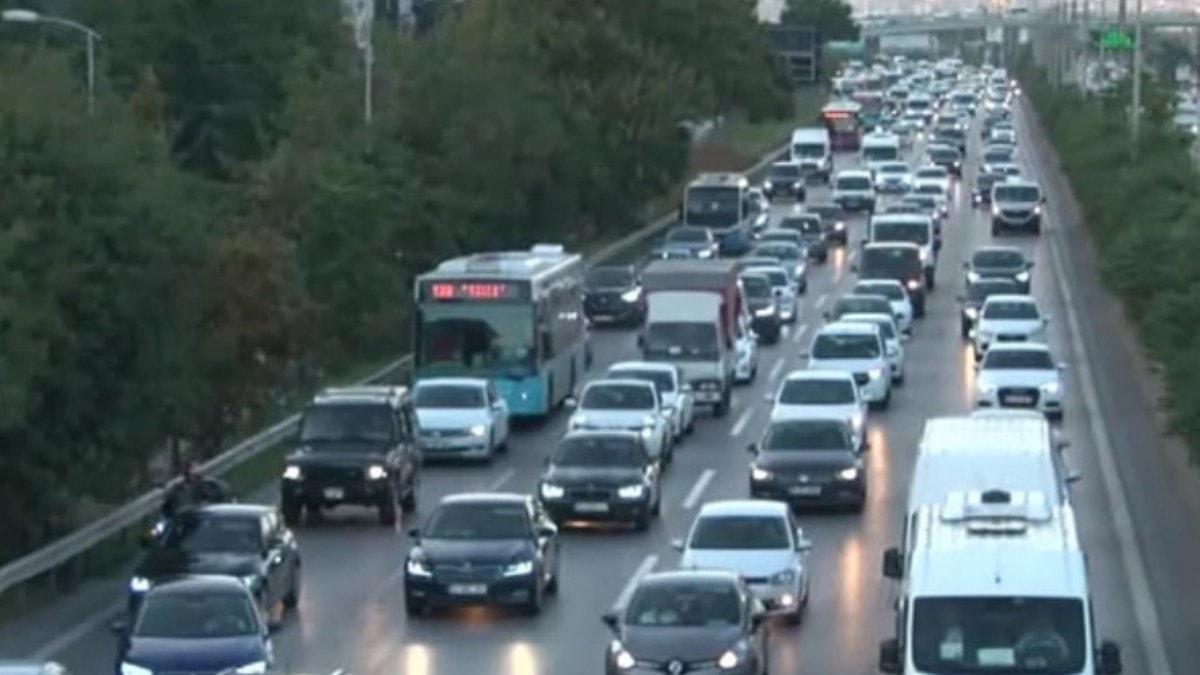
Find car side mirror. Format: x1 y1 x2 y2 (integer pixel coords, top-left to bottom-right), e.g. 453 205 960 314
1027 261 1036 268
1095 640 1122 674
750 610 767 630
961 261 969 270
671 538 686 552
537 524 558 538
564 397 577 409
680 383 694 393
746 443 758 455
407 527 421 540
882 546 903 579
879 638 902 673
795 531 813 552
110 620 130 636
636 334 645 348
602 611 620 633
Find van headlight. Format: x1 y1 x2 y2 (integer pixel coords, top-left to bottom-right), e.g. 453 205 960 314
540 483 565 499
617 484 646 499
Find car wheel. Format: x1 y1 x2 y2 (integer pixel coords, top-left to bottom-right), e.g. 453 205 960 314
785 602 803 626
961 322 971 340
521 582 544 616
633 511 651 532
879 388 892 410
404 593 426 618
282 500 302 528
400 480 418 513
283 574 301 610
546 562 560 595
893 372 905 387
378 494 398 526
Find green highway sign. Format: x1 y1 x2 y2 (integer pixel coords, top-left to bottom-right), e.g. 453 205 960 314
1099 29 1134 50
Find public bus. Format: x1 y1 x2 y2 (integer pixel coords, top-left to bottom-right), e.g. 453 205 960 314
820 100 864 151
412 244 588 418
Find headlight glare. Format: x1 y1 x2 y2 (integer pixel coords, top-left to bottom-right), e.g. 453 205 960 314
540 483 565 499
366 464 388 480
468 424 488 438
718 649 740 670
406 558 433 577
1041 381 1061 395
129 576 151 593
868 367 884 380
503 560 535 577
750 465 771 481
965 307 979 319
1015 270 1030 282
621 287 643 302
282 465 302 481
837 467 860 481
617 484 646 499
614 646 636 670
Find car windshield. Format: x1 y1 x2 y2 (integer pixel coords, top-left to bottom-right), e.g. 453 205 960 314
974 250 1025 268
968 281 1020 301
741 275 772 298
754 269 790 287
761 232 799 244
135 592 259 639
764 421 852 451
813 333 880 359
915 184 943 195
984 350 1055 370
995 186 1041 202
667 228 710 244
626 583 742 627
835 297 891 316
753 245 800 261
299 404 393 444
643 322 719 361
838 176 872 190
582 384 656 410
930 149 959 162
793 142 825 158
610 369 674 393
779 216 822 234
778 378 854 404
414 384 484 409
769 164 801 179
861 247 921 278
879 164 908 175
690 515 790 550
985 148 1015 162
424 502 531 540
855 283 903 300
161 514 261 553
863 145 899 162
846 317 896 339
905 195 936 209
874 222 930 245
983 301 1039 320
554 436 644 467
586 267 634 288
911 597 1086 673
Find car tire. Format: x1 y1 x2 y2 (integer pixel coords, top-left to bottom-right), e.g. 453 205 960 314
546 563 560 595
282 501 302 528
652 488 662 516
378 495 398 527
404 593 426 618
522 582 544 616
400 481 417 513
785 603 803 626
634 511 651 532
893 372 905 387
283 575 301 610
961 322 971 340
879 388 892 411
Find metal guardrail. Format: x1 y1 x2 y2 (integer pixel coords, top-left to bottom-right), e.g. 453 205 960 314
0 137 788 600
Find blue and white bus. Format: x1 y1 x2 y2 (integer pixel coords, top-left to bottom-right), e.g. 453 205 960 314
412 244 589 418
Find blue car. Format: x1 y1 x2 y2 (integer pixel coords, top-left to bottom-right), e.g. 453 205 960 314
114 576 273 675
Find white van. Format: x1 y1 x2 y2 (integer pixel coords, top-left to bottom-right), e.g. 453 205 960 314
861 131 901 172
869 214 937 289
880 490 1124 675
790 127 833 182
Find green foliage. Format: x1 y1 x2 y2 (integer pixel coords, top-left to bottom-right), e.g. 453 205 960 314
782 0 861 44
1020 65 1200 455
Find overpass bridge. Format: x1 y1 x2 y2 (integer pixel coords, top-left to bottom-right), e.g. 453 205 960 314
860 11 1200 38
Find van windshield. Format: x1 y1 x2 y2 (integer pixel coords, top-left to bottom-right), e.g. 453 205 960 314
911 597 1086 674
861 248 921 280
793 142 826 159
874 222 930 245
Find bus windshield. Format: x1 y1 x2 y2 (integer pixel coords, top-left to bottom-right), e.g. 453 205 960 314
416 303 535 376
685 186 742 229
911 597 1086 673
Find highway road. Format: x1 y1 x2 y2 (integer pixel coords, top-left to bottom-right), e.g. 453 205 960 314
14 98 1200 674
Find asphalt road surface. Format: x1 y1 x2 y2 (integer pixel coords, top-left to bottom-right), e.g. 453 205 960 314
18 100 1200 675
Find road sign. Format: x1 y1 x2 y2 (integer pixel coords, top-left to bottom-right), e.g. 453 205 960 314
1100 29 1133 50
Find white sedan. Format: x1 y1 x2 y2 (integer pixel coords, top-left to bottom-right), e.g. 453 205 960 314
975 343 1065 419
413 378 509 461
607 361 696 440
972 294 1049 360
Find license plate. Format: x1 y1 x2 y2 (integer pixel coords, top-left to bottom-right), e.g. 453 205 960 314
1004 395 1033 405
323 487 345 501
574 502 610 513
697 391 721 402
789 486 822 496
448 584 487 596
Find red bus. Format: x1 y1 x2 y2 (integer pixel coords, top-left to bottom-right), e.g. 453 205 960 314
820 100 864 151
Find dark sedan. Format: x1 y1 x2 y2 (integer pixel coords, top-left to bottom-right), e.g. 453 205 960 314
972 171 1005 207
776 212 829 262
926 144 963 176
584 265 647 326
957 277 1022 339
740 272 781 344
602 571 769 675
538 431 661 530
113 576 272 675
803 201 848 245
404 493 560 616
965 246 1034 293
762 162 807 202
747 418 867 511
128 505 300 626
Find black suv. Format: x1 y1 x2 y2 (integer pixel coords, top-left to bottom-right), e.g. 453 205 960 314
762 162 807 202
583 265 646 326
537 430 662 530
280 386 420 526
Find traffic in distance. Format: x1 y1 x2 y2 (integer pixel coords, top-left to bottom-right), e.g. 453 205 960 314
21 53 1155 675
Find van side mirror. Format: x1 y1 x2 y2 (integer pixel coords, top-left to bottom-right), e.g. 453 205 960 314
879 638 902 673
1095 640 1122 674
882 546 903 579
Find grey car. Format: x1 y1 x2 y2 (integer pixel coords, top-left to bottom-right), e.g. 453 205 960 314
965 246 1033 293
775 212 829 263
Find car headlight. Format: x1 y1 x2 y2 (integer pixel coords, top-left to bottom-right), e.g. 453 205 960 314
502 560 535 577
365 464 388 481
120 664 153 675
406 558 433 577
793 181 803 190
611 641 637 670
906 279 920 291
698 248 715 259
919 248 929 262
868 367 884 380
718 649 741 670
834 221 846 231
754 306 776 318
992 205 1001 216
1041 381 1061 396
965 307 979 319
129 576 151 593
750 465 772 481
851 412 865 432
540 483 565 499
468 424 488 438
967 270 981 283
1015 270 1030 283
620 287 643 302
764 180 774 189
618 484 646 499
282 465 302 481
1034 205 1043 215
235 661 269 674
837 467 860 481
771 568 797 585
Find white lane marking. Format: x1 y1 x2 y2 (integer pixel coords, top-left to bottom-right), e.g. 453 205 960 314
814 293 829 310
792 324 810 344
1022 111 1174 675
32 599 122 660
613 554 659 610
730 407 753 437
682 469 716 510
486 468 515 491
768 359 786 382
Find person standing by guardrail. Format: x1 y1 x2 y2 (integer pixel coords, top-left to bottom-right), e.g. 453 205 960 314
161 460 230 519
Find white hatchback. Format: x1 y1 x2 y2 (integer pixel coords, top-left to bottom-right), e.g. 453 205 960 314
413 378 510 461
768 370 867 449
567 379 673 463
972 294 1049 361
839 313 907 385
852 280 914 334
805 322 892 409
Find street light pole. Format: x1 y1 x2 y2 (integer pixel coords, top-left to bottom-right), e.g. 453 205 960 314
1130 0 1143 148
2 9 102 114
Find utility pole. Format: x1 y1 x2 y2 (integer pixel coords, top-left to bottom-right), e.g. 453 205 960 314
1130 0 1143 149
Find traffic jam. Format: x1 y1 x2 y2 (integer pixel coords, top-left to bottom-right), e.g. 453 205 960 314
106 56 1127 675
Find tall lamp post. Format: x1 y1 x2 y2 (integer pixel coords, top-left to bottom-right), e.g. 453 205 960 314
2 8 102 114
1130 0 1143 148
